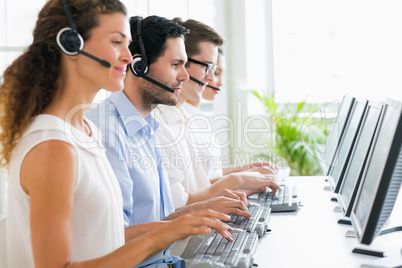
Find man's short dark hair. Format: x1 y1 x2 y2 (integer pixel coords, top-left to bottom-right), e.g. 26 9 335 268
129 15 189 65
172 18 224 58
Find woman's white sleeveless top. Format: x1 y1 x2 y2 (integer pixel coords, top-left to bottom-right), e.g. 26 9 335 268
7 115 125 267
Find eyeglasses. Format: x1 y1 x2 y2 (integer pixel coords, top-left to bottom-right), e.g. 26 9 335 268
187 58 217 75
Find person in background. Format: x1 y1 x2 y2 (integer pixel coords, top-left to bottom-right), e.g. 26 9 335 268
154 18 280 210
183 47 225 181
0 2 232 267
187 47 225 106
183 48 276 182
86 15 249 267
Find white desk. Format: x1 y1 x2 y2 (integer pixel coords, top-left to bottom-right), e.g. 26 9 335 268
253 176 402 268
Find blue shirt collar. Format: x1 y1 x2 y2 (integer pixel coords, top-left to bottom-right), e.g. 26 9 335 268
108 91 159 137
145 111 160 133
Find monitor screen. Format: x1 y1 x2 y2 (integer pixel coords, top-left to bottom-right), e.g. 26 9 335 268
321 94 355 175
328 98 368 193
350 98 402 245
337 101 384 217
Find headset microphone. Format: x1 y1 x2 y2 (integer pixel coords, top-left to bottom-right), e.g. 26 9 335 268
78 50 111 68
57 0 111 68
189 76 205 87
206 84 220 91
130 18 175 94
140 72 175 93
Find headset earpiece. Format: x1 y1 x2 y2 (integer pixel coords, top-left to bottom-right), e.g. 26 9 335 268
129 19 149 77
56 27 84 55
130 55 149 77
57 0 110 67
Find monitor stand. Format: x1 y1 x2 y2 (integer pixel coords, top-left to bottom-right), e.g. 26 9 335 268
345 230 356 238
360 264 402 268
359 249 402 268
333 206 342 213
352 248 385 258
337 218 352 225
351 227 402 258
323 185 332 191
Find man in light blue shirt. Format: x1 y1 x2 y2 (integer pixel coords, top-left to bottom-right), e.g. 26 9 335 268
87 15 250 268
88 91 172 227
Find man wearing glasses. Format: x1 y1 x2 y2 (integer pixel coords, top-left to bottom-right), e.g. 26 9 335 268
153 18 280 211
153 18 223 210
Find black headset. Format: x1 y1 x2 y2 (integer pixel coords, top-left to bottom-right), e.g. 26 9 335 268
56 0 111 68
128 18 175 93
129 19 149 76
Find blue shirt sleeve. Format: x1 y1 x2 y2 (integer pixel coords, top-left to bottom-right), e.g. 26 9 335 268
103 136 133 227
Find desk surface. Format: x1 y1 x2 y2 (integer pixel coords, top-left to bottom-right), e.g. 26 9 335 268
253 176 402 268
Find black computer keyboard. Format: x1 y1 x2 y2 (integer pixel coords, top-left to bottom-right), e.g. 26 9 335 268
189 230 258 268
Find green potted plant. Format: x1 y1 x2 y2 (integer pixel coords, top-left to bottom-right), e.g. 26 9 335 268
251 90 329 176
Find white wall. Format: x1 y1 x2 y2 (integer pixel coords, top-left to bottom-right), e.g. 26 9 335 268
272 0 402 104
217 0 275 162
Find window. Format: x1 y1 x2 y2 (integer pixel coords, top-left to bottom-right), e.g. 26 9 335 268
0 0 44 75
0 0 46 218
272 0 402 103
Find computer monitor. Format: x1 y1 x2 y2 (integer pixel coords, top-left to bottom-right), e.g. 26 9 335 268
337 101 384 217
327 98 368 193
321 94 355 176
350 98 402 245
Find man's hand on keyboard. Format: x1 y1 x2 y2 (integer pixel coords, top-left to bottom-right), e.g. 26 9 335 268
195 194 252 219
166 190 250 220
239 187 267 197
215 189 248 206
155 209 234 250
229 172 281 195
250 164 277 175
249 160 277 171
